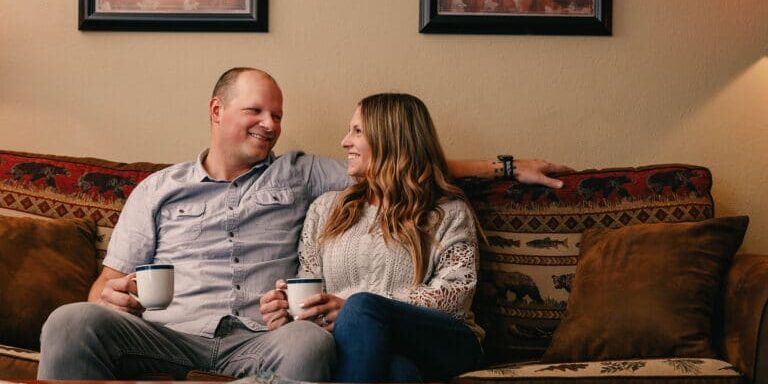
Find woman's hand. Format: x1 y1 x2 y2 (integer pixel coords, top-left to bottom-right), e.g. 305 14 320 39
259 279 291 330
296 293 345 332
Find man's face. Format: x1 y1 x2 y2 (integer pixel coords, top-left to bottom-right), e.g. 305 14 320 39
212 71 283 166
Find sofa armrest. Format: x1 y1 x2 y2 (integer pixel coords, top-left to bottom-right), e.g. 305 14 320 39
722 253 768 384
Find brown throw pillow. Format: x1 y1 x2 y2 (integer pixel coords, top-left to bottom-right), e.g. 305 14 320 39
0 215 98 350
542 216 749 363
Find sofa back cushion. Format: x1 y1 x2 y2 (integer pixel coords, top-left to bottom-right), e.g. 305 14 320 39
0 150 170 266
459 164 714 363
0 215 97 350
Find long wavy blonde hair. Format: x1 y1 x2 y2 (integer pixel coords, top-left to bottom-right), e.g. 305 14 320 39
321 93 469 285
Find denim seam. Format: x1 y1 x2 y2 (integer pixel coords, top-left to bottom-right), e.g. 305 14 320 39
226 332 267 365
209 337 221 372
218 340 267 376
227 351 265 364
117 348 195 367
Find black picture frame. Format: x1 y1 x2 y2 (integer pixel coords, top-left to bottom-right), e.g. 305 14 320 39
79 0 268 32
419 0 611 35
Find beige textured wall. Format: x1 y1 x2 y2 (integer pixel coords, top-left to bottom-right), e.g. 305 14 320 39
1 1 767 251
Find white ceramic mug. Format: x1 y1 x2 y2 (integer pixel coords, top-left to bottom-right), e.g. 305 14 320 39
285 278 324 317
133 264 174 310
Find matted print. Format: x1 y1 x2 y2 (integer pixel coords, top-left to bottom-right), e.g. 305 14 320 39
79 0 267 32
439 0 596 16
420 0 611 35
95 0 251 14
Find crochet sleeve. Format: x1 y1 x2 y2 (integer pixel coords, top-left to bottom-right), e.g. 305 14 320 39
297 194 332 279
399 202 479 319
403 241 478 319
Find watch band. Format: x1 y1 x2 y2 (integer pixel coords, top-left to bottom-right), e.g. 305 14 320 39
497 155 515 180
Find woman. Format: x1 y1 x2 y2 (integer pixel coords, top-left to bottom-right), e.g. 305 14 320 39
261 93 483 382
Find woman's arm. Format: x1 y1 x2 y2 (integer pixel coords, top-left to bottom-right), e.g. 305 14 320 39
260 195 329 329
394 201 481 319
402 240 479 319
298 198 326 278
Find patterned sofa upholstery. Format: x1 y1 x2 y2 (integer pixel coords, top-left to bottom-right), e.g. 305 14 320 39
456 167 767 384
0 149 766 383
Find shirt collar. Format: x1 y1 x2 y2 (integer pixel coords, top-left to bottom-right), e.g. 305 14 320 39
194 148 275 182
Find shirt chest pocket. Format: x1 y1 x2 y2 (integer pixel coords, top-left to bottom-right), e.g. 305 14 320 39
160 203 206 243
248 187 298 231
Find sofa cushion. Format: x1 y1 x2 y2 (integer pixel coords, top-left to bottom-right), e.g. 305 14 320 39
456 358 741 384
0 150 169 267
542 216 748 363
0 215 98 350
459 164 714 363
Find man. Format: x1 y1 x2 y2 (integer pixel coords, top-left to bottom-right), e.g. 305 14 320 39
38 67 570 380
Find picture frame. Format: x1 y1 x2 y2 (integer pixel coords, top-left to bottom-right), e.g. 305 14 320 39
79 0 268 32
419 0 611 35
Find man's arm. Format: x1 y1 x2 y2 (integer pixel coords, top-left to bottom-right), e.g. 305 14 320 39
88 266 144 316
446 158 574 189
308 153 574 196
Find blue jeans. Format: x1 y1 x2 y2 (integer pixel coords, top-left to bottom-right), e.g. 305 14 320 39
332 292 482 383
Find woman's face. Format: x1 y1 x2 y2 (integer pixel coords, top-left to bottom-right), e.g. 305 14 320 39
341 106 372 177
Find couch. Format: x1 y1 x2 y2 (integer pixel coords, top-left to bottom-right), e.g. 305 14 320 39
0 149 765 384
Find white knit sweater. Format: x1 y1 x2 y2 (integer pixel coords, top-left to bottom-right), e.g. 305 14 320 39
298 191 485 341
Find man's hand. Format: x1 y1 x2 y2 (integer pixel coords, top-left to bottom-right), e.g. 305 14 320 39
514 159 574 189
446 159 574 183
296 293 345 332
260 279 291 330
98 273 145 316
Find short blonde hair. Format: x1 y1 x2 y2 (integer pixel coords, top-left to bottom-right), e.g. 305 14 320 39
211 67 276 105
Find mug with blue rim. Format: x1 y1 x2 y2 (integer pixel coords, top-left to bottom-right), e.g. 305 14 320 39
133 264 174 310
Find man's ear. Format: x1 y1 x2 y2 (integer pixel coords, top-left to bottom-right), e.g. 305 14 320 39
209 97 223 124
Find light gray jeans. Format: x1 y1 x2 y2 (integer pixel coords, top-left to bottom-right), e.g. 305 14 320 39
37 302 335 381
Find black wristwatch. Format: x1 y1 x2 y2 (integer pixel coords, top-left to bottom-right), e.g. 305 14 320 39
497 155 515 180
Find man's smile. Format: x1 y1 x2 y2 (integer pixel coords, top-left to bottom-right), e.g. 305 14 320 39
248 132 273 142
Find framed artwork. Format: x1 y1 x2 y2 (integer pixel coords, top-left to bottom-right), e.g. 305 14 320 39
79 0 268 32
419 0 611 35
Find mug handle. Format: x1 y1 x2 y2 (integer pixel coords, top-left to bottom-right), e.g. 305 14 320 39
129 276 141 303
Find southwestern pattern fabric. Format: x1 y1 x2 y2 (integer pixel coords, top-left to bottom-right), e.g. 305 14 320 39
0 150 169 263
458 164 714 362
457 358 740 383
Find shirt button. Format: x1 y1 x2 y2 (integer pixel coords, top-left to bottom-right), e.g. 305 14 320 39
236 285 241 290
228 206 234 210
233 182 238 187
229 231 234 237
234 310 240 316
234 257 240 263
179 209 185 213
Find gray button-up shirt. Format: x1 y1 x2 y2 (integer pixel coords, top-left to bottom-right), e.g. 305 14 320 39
103 149 349 337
